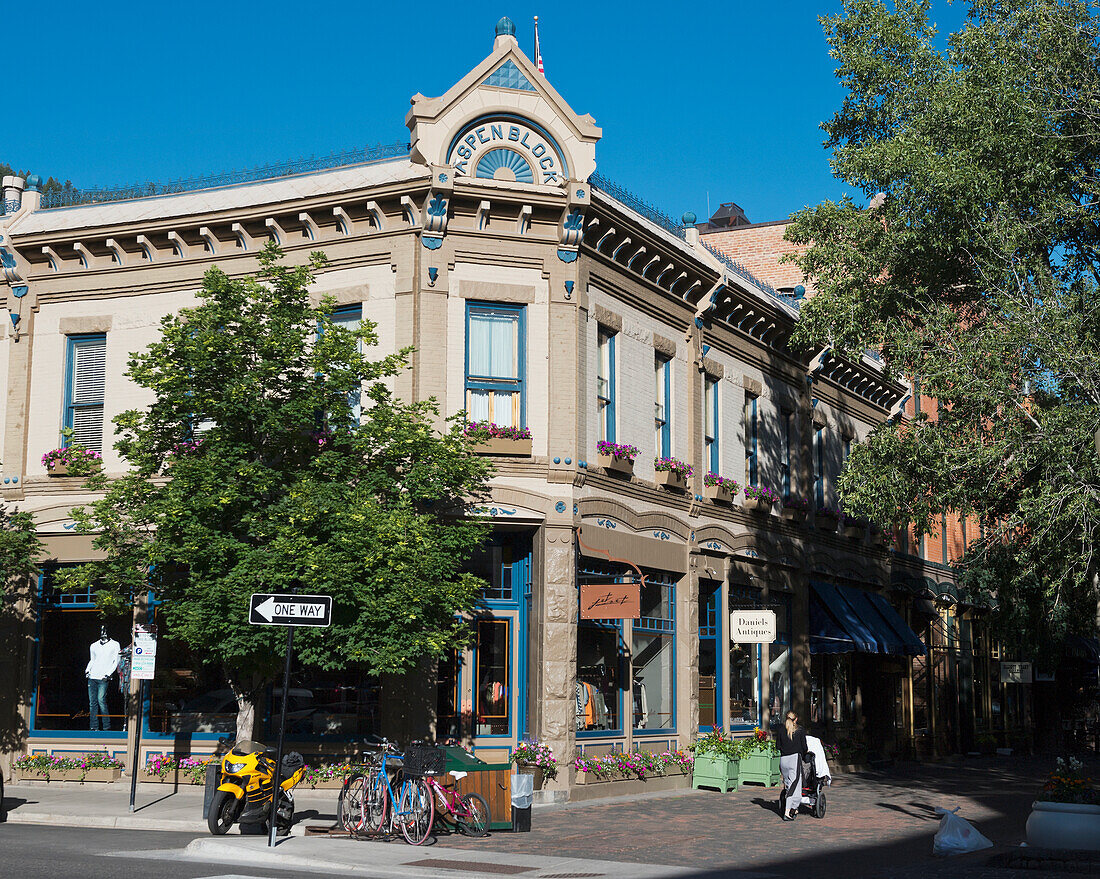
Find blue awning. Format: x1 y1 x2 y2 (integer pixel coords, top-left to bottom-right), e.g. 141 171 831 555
866 590 927 656
811 581 879 653
840 586 908 655
809 591 857 655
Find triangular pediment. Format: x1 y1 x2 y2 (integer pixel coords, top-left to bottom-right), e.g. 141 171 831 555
406 25 601 185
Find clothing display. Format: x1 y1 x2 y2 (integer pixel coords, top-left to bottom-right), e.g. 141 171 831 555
575 680 611 730
632 679 648 729
85 638 121 679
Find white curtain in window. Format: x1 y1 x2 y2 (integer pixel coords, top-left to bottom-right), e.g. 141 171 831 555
469 311 516 379
467 390 491 422
493 391 514 425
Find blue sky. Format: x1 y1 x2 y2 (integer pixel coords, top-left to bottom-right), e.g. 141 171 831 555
6 1 967 223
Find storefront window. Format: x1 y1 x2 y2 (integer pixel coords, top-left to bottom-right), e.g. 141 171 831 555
475 619 510 735
698 582 720 729
148 635 236 736
577 624 623 732
767 594 793 725
33 566 130 733
436 650 463 740
729 585 761 728
633 577 675 731
467 542 514 602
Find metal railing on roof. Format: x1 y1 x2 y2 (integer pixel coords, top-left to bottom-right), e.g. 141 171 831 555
1 198 21 215
701 240 797 309
588 173 687 241
39 142 412 210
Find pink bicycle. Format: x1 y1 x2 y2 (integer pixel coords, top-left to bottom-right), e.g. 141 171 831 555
421 772 489 837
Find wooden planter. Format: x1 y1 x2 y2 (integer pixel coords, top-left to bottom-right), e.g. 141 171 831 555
46 461 101 478
737 751 781 787
15 767 122 783
691 755 739 792
781 507 807 523
597 453 635 477
704 484 733 504
139 769 205 785
654 469 688 491
816 513 841 532
472 437 532 456
742 497 773 514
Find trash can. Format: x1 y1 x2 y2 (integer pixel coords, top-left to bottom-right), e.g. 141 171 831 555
441 746 513 831
510 771 534 833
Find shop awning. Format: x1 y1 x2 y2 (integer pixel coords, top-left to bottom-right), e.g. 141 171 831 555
1067 635 1100 665
865 590 927 656
810 581 879 653
842 587 908 655
809 589 857 654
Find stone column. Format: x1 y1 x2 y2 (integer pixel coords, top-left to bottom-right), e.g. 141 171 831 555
537 523 577 794
678 556 701 746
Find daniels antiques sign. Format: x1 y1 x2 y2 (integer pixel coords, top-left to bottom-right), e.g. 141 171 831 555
580 583 641 619
730 610 777 643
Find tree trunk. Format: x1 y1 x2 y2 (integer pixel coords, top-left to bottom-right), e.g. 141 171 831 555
225 666 265 742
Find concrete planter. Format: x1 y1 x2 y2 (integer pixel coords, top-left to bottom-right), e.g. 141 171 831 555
571 770 689 800
742 497 773 514
139 769 205 785
654 469 688 491
597 453 634 477
691 755 739 792
15 767 122 783
472 437 532 456
737 751 781 787
1026 801 1100 851
704 484 733 504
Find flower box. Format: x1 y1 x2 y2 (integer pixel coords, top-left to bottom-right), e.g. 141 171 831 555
15 767 122 783
472 437 532 456
691 755 739 793
598 453 634 476
737 751 781 787
704 484 733 504
743 497 772 514
782 507 807 523
655 469 688 491
139 769 205 785
47 460 102 478
844 523 866 539
816 511 841 532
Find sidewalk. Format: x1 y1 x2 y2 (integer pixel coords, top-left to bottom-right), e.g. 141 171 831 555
0 757 1084 879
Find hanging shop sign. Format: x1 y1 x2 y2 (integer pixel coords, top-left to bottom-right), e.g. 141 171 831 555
1000 661 1033 684
131 624 157 681
730 610 777 643
580 583 641 619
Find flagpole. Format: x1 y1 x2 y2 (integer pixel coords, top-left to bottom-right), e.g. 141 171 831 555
534 15 544 74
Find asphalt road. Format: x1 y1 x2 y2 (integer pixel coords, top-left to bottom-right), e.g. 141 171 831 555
0 824 330 879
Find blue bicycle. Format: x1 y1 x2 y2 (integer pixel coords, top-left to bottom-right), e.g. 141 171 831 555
340 741 433 845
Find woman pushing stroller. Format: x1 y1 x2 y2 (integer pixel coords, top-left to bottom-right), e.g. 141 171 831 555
777 710 807 821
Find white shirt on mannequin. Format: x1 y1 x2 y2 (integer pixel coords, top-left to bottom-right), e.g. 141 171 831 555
86 639 121 679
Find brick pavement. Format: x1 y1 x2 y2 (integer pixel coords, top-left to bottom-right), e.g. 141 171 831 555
437 757 1082 878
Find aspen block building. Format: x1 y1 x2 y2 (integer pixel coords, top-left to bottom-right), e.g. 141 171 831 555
0 18 1026 794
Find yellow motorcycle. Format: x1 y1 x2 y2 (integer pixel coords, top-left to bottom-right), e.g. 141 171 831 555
207 740 306 836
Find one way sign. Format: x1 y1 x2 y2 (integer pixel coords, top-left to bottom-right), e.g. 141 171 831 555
249 593 333 628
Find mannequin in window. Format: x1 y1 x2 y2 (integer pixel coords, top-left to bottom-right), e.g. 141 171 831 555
86 626 120 731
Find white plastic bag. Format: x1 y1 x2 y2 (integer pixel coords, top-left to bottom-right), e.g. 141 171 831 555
511 772 534 809
932 806 994 857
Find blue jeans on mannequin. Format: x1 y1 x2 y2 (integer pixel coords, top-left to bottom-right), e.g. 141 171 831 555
88 677 110 731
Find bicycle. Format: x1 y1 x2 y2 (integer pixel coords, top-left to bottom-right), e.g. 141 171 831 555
338 742 433 845
421 772 490 837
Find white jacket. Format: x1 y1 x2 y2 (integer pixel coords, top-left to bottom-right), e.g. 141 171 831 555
805 734 832 783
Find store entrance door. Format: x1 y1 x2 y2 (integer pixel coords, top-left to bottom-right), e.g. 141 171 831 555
699 582 721 730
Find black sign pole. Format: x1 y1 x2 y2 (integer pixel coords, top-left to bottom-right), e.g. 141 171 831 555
128 678 145 813
268 625 295 848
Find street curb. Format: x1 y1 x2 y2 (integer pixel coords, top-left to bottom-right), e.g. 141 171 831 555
3 811 308 836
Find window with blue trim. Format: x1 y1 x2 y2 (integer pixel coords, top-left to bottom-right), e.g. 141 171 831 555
597 328 616 443
698 581 721 730
780 409 793 499
654 353 671 458
729 584 763 728
466 303 525 428
705 376 719 474
633 574 676 732
330 303 363 423
65 334 107 452
32 564 130 734
744 393 758 486
814 425 826 507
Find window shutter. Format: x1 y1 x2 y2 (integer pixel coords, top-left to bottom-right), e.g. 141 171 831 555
69 336 106 451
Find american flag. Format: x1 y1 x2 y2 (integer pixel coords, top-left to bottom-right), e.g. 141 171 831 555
534 16 544 73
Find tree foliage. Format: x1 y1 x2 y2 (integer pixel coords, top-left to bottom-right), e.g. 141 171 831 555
64 244 493 736
786 0 1100 655
0 162 77 199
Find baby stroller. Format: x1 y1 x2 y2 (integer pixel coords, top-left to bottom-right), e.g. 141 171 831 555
779 751 828 819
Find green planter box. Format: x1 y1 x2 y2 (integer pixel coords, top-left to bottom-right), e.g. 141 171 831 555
691 754 739 792
738 751 781 787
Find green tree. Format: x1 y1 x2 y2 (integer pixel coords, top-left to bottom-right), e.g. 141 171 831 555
64 243 492 738
0 495 41 751
786 0 1100 658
